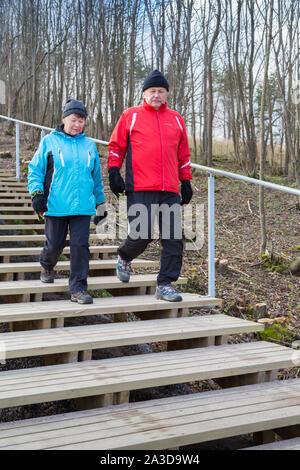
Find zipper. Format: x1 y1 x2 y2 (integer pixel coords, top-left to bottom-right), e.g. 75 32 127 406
156 111 164 191
59 148 65 167
88 151 91 167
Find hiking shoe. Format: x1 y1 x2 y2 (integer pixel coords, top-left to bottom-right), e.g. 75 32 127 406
116 255 131 282
70 291 93 304
40 267 55 283
155 284 183 302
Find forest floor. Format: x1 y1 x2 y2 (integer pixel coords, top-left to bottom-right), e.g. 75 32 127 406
0 125 299 450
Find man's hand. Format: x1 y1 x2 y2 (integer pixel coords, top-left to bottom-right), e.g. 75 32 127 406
32 193 48 214
180 180 193 205
94 204 108 225
108 167 125 197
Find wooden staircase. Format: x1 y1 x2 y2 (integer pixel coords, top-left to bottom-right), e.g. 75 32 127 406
0 173 299 451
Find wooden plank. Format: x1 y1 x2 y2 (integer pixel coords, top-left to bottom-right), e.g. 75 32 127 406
0 379 299 450
0 207 34 212
0 215 38 220
0 315 264 359
0 184 28 190
0 379 297 430
0 182 28 187
0 274 187 296
0 193 31 198
0 224 45 230
0 293 221 323
0 245 118 258
0 199 31 204
0 342 294 409
0 189 29 193
0 233 104 242
0 258 157 273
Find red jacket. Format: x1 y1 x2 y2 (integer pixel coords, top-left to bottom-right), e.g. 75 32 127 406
108 100 192 194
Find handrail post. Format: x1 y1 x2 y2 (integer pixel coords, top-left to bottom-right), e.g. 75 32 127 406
208 173 215 298
16 123 20 180
41 129 45 140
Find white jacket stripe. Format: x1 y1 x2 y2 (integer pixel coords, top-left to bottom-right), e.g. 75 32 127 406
130 113 137 135
175 116 183 131
179 159 191 170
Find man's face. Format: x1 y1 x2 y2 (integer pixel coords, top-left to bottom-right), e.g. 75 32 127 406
143 87 168 110
62 114 86 136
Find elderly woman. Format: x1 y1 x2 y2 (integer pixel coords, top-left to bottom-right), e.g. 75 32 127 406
27 99 106 304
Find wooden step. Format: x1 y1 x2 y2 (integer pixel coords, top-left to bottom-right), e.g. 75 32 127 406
0 224 45 230
0 274 186 297
0 182 27 187
0 314 261 359
243 437 300 450
0 193 30 198
0 207 34 212
0 216 41 222
0 188 29 193
0 245 118 259
0 378 298 450
0 177 20 182
0 342 294 411
0 224 102 232
0 199 31 204
0 233 102 242
0 258 157 274
0 293 221 323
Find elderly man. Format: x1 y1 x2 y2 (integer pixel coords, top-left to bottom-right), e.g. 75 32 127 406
108 70 193 301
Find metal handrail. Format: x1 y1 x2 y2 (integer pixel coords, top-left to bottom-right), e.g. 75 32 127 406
1 114 299 301
0 114 109 147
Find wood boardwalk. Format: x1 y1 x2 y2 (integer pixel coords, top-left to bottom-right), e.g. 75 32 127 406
0 176 298 450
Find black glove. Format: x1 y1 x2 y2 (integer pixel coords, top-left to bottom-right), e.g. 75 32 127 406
180 180 193 205
32 193 48 213
94 204 108 225
108 166 125 197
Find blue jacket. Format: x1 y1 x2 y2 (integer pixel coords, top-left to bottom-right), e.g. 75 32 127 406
27 127 105 216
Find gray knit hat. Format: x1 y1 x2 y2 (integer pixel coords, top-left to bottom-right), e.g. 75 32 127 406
142 70 169 92
62 99 88 118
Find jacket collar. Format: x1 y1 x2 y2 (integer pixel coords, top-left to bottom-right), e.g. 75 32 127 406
54 123 85 139
142 99 168 112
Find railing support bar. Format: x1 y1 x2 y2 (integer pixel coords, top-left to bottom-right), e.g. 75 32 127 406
16 123 20 180
208 173 215 298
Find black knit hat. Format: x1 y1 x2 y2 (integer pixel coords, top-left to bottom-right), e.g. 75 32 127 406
62 99 88 119
142 70 169 92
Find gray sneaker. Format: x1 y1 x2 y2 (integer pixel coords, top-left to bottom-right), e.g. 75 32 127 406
70 291 93 304
116 256 131 282
155 284 183 302
40 267 55 283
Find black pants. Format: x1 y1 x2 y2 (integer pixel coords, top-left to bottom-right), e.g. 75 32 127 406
40 215 91 293
118 191 183 285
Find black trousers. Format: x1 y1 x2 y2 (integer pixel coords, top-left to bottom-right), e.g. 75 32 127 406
118 191 183 285
40 215 91 293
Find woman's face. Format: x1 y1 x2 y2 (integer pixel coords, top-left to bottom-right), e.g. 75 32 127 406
62 114 86 136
